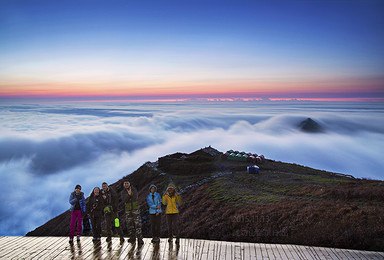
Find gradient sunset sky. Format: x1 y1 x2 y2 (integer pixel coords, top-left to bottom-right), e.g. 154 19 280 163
1 0 383 101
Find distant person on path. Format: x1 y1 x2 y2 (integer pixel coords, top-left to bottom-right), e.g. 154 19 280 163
162 183 181 244
87 187 104 242
121 180 144 245
101 182 125 244
69 184 86 243
146 184 162 243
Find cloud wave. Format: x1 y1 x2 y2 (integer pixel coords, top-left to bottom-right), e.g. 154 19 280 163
0 101 383 235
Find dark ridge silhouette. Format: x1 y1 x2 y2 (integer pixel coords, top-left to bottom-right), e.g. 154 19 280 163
27 147 384 252
298 118 324 133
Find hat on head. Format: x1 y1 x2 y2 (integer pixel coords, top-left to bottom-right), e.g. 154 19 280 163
75 184 81 190
167 183 176 190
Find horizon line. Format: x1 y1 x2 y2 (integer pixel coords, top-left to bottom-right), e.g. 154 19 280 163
1 96 383 103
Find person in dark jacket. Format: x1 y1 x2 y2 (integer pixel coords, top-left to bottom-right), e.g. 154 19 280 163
121 179 144 245
147 184 162 243
69 184 86 243
101 182 124 243
87 187 104 242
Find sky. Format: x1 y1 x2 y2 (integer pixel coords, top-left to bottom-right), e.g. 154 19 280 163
0 0 384 100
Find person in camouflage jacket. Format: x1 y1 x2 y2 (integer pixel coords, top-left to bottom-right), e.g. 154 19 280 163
121 179 143 245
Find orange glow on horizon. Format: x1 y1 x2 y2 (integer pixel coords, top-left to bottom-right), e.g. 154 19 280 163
0 77 383 102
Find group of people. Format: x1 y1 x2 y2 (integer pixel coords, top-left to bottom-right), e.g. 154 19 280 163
68 180 181 245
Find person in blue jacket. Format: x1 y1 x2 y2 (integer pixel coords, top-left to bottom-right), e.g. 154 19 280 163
69 184 86 243
146 184 162 243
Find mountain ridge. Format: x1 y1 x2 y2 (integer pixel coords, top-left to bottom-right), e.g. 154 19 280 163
27 147 384 252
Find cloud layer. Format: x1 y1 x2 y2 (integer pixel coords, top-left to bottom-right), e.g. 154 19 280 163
0 101 383 235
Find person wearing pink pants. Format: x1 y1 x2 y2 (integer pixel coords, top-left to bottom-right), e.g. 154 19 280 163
69 184 86 243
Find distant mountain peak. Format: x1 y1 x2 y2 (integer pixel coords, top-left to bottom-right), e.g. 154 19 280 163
298 118 324 133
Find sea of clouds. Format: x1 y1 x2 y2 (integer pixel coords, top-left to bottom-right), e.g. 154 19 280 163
0 100 383 235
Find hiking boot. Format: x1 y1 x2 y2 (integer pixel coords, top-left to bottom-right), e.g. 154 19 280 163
138 238 144 246
69 238 73 244
106 236 111 242
77 235 80 242
128 237 136 243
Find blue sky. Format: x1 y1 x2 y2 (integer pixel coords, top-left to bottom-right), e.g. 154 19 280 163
0 0 383 99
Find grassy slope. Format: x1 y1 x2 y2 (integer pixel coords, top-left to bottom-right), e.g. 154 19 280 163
27 149 384 251
178 157 384 251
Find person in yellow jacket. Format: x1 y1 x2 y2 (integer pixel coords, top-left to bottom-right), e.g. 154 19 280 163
162 183 181 244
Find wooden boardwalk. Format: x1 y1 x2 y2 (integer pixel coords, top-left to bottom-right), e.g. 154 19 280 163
0 237 383 260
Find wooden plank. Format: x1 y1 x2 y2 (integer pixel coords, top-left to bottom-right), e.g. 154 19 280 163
305 246 321 260
147 240 161 260
161 237 171 260
44 236 68 259
215 240 226 260
1 237 384 260
281 244 301 260
31 236 63 259
167 239 181 260
257 243 267 259
213 240 221 260
260 243 270 259
0 237 20 258
198 239 208 260
3 237 32 259
220 241 232 260
234 244 242 260
266 243 280 260
354 250 379 260
140 239 155 259
254 243 263 259
126 241 139 259
4 236 47 259
353 249 384 260
312 246 340 260
278 243 290 260
273 243 286 260
36 236 65 259
309 246 325 260
99 237 125 259
295 244 311 260
375 252 384 259
333 247 356 260
349 250 384 260
194 239 203 260
0 236 10 243
75 237 103 259
300 245 320 260
206 240 216 260
241 242 251 260
0 236 24 254
77 237 96 259
183 238 194 260
328 247 343 260
345 249 362 260
117 240 131 260
183 238 192 260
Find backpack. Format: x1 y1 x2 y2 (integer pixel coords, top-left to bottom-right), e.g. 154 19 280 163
82 214 92 235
